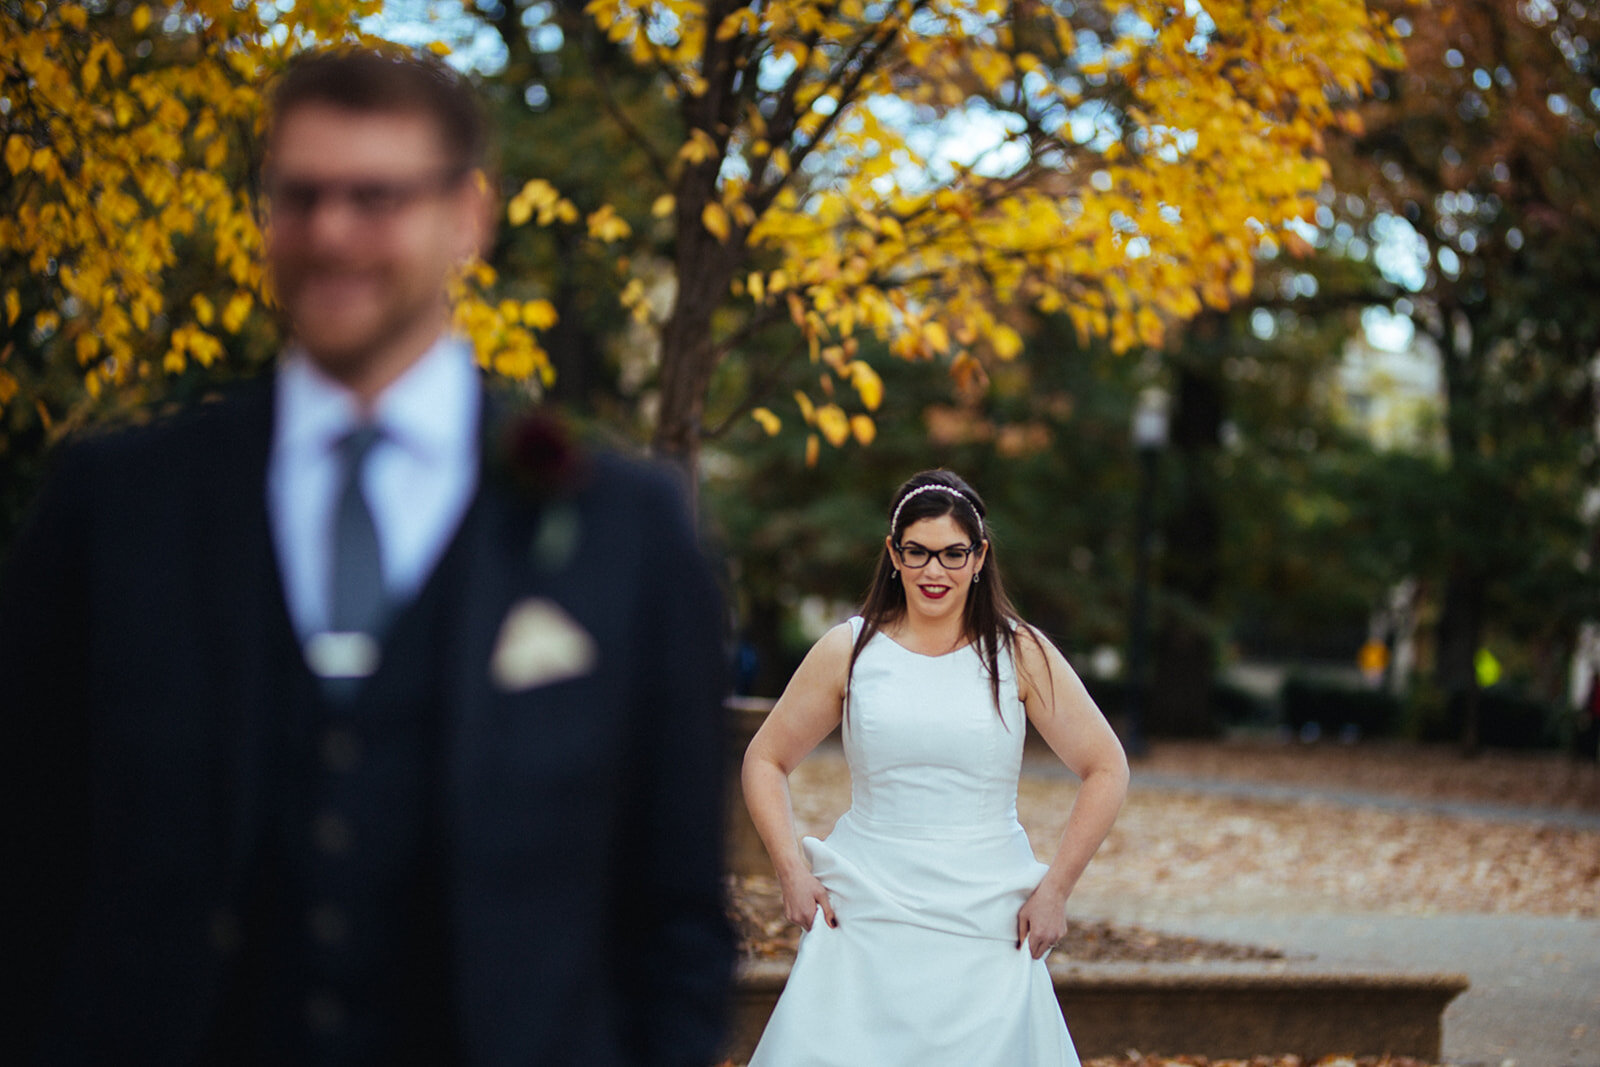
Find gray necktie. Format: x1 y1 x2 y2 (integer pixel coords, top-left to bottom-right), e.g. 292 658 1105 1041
329 423 388 640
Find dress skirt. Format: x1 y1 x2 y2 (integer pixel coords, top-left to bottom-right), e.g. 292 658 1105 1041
747 808 1079 1067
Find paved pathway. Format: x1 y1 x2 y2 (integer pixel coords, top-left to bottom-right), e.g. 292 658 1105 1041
1022 751 1600 832
1144 913 1600 1067
1022 755 1600 1066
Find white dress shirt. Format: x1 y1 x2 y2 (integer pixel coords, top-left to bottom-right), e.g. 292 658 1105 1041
267 337 482 641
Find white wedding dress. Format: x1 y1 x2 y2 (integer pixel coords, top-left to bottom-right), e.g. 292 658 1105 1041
749 617 1080 1066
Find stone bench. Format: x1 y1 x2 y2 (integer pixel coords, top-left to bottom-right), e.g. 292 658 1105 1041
726 958 1469 1061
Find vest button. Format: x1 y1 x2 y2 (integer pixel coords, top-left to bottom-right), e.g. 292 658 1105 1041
312 811 354 855
207 908 241 954
309 903 350 946
305 991 346 1034
321 728 363 773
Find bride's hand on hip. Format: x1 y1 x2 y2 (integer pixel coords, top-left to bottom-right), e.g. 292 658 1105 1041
1016 882 1069 959
778 866 838 931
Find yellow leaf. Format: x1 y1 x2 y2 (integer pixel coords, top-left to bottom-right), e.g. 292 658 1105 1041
805 433 819 468
587 204 632 243
794 390 816 423
991 324 1023 360
702 202 731 242
5 136 31 176
1229 264 1255 300
715 7 754 40
651 194 675 218
748 272 765 303
678 129 719 166
0 368 17 407
191 294 214 326
221 292 253 333
752 407 781 436
521 299 558 329
619 278 647 310
850 414 876 446
4 289 18 326
507 179 571 228
816 404 850 447
131 5 151 32
846 360 883 410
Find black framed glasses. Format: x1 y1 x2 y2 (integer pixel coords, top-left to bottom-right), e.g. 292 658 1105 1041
894 542 979 569
262 166 471 224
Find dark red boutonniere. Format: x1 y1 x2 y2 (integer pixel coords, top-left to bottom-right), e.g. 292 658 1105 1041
499 406 587 499
493 405 589 572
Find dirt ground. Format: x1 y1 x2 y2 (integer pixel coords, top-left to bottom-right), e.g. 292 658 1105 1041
1084 1059 1440 1067
735 738 1600 960
1124 738 1600 814
724 739 1600 1067
1040 739 1600 922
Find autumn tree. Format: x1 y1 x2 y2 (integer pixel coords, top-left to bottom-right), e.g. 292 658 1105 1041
483 0 1397 474
1330 0 1600 748
0 0 551 540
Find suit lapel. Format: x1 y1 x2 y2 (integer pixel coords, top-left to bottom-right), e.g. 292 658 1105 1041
194 376 296 886
439 390 550 837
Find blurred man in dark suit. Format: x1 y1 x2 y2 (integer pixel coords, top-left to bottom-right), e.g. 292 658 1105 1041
0 48 733 1066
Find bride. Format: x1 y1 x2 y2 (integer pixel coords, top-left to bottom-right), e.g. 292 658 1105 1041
742 469 1129 1065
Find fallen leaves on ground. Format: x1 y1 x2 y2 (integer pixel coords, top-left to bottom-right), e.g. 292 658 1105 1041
781 740 1600 922
1082 1057 1439 1067
721 1057 1440 1067
1132 739 1600 813
1060 788 1600 919
728 873 1284 963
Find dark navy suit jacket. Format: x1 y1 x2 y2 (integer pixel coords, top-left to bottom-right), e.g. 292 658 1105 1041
0 376 734 1065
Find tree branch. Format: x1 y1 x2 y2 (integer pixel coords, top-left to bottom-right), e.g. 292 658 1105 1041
703 332 809 440
583 42 674 183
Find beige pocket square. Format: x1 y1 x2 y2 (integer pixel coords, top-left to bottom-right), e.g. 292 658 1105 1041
490 598 598 692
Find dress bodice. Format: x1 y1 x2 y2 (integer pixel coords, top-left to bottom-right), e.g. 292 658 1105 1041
842 616 1027 831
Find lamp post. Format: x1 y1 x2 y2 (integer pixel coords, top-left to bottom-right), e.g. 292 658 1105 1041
1124 388 1168 759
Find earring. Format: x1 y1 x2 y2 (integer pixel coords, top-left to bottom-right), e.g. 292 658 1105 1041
972 571 981 584
891 568 899 580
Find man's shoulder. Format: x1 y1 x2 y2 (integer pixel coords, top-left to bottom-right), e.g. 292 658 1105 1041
55 375 273 478
584 447 691 506
481 395 692 519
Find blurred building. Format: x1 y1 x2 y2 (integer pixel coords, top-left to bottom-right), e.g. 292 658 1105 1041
1334 310 1445 454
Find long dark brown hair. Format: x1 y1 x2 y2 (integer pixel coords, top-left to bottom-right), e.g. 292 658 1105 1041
849 469 1043 717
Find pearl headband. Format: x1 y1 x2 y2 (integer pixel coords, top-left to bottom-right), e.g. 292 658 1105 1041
890 484 983 538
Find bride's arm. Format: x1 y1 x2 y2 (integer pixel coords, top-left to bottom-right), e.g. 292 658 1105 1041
741 622 852 930
1015 627 1130 958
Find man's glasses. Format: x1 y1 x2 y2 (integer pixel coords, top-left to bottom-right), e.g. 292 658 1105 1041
894 542 980 569
262 166 470 224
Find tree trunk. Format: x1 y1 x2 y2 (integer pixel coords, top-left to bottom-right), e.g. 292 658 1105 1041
651 157 744 480
544 230 601 413
1147 342 1226 738
1433 305 1488 754
649 1 745 480
1435 562 1486 754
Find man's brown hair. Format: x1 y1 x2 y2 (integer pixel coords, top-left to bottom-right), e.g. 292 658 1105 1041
267 48 490 172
